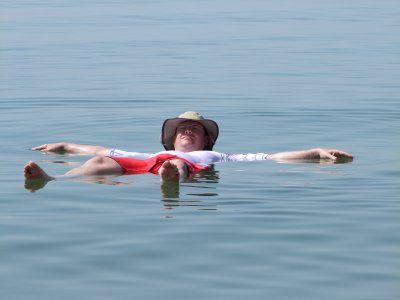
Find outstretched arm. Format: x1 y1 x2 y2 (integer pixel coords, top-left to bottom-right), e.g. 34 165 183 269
32 142 110 156
267 148 353 163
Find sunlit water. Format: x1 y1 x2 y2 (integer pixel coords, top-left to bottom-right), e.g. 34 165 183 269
1 1 399 299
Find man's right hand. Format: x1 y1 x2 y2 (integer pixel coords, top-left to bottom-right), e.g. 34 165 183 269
32 143 67 153
31 143 109 156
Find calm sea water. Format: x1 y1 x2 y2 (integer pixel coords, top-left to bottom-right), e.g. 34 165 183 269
1 1 399 299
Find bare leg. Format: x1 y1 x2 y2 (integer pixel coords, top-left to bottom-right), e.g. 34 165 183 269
24 156 123 191
64 156 123 177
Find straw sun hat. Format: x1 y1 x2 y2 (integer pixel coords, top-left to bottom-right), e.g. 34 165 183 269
161 111 219 150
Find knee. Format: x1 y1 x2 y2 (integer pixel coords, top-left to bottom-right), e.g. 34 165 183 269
81 156 122 175
83 156 118 170
86 156 108 166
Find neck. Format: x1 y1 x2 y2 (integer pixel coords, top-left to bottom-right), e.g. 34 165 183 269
174 145 201 152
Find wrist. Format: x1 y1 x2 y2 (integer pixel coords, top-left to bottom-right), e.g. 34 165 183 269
59 142 68 151
310 148 321 159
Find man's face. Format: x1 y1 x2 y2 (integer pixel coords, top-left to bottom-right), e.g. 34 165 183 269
173 121 209 152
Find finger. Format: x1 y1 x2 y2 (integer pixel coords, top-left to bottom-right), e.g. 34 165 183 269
339 151 353 158
32 144 49 151
322 150 337 160
330 150 353 159
32 144 45 150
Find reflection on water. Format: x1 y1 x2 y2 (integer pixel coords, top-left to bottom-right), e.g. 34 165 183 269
279 165 350 176
161 167 220 207
190 166 220 184
161 198 217 211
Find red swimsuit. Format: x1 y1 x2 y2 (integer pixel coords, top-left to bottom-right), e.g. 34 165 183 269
108 154 207 175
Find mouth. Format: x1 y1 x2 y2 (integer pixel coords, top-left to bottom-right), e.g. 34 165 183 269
180 135 194 142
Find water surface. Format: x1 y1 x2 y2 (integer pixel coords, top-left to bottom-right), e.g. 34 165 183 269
1 1 399 299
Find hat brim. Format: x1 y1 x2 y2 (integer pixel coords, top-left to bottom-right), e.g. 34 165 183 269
161 118 219 151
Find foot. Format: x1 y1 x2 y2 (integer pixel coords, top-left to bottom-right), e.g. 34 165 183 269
158 159 188 183
158 160 188 199
24 161 54 192
24 161 54 180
